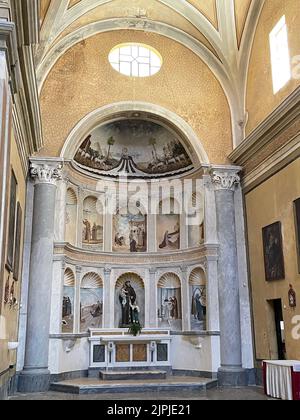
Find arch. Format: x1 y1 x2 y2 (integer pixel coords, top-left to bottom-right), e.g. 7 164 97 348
158 272 181 289
115 272 145 290
189 267 206 286
60 102 209 166
66 187 77 204
81 272 103 289
64 267 75 287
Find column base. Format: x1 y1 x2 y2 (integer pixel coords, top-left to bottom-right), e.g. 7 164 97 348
18 369 51 393
218 366 247 387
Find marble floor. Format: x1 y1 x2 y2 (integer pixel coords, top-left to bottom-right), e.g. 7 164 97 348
9 387 273 400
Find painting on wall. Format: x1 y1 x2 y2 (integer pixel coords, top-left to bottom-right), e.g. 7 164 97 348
157 273 182 331
80 273 103 332
157 215 180 252
190 286 206 331
6 171 17 271
62 287 74 333
262 222 285 281
113 211 147 253
294 198 300 273
74 119 193 179
188 223 205 248
82 196 103 251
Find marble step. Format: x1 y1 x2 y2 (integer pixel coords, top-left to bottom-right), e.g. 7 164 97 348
99 370 167 381
50 377 218 395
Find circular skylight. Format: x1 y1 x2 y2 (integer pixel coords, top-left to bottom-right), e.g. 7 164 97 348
108 43 162 78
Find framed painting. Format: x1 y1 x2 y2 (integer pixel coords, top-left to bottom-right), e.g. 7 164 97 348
6 171 17 272
294 198 300 273
262 222 285 281
13 203 22 281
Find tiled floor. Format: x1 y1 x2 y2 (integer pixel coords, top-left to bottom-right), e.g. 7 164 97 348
9 387 273 400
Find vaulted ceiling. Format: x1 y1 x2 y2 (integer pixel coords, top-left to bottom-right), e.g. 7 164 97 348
37 0 265 145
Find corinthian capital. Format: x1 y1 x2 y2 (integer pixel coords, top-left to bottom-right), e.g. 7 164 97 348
30 160 63 185
211 168 241 191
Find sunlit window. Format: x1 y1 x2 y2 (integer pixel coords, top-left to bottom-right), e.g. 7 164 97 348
108 43 162 78
269 16 291 94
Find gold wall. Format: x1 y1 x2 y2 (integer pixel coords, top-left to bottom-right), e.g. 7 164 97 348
39 30 232 164
245 158 300 360
0 131 26 377
246 0 300 134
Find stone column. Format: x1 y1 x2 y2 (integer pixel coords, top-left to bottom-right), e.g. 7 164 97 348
148 268 157 328
54 177 68 242
205 257 220 332
180 266 189 331
76 187 84 248
74 266 82 333
103 267 112 328
211 167 246 386
18 160 63 393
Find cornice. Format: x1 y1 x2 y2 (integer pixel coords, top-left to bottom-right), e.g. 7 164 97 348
229 86 300 165
229 87 300 191
53 242 219 267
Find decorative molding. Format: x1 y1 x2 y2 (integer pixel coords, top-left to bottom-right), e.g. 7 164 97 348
53 242 219 267
30 160 63 185
210 167 241 191
229 86 300 192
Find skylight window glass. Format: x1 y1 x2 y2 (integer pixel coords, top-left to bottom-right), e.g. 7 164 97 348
109 43 162 78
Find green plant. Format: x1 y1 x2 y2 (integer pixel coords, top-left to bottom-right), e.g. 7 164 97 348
128 322 142 337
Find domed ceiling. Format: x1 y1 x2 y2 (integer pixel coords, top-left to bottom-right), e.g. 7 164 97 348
74 120 193 178
38 0 264 145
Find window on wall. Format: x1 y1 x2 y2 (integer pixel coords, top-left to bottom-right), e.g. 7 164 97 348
269 15 291 94
108 43 162 77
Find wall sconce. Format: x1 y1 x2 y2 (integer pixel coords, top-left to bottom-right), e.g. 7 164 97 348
8 342 19 351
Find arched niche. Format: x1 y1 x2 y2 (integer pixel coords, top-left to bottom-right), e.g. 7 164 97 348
80 272 103 332
157 273 182 331
115 273 145 328
157 198 180 252
189 267 207 331
82 196 104 251
188 192 205 248
65 188 77 246
62 268 75 333
113 205 147 253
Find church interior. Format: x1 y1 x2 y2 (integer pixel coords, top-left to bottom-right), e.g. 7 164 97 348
0 0 300 401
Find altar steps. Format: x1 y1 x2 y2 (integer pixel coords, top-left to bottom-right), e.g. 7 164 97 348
50 376 218 395
99 370 167 381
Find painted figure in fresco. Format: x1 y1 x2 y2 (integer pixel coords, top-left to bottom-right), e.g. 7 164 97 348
83 219 91 242
114 232 124 247
159 225 180 250
191 288 206 322
119 281 137 327
62 296 72 318
169 297 179 320
92 223 97 241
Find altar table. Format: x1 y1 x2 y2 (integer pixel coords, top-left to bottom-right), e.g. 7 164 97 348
263 360 300 400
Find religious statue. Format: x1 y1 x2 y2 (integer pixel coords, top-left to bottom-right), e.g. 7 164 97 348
83 219 91 242
119 281 137 327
